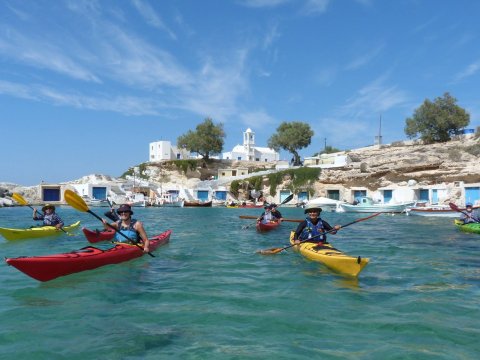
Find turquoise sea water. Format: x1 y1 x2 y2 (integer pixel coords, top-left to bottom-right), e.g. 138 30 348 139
0 206 479 359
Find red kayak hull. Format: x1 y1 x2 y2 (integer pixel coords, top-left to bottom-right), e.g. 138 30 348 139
256 221 281 232
82 227 116 243
5 230 172 282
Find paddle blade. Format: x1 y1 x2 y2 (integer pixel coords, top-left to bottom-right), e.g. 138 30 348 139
64 190 89 212
449 202 460 212
281 194 294 205
12 193 28 206
256 247 284 255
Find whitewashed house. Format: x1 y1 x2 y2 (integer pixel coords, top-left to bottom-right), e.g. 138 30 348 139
222 128 279 162
149 140 190 161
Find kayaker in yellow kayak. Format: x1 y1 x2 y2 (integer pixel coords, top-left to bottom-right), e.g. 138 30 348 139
293 203 341 245
102 204 150 253
33 204 64 230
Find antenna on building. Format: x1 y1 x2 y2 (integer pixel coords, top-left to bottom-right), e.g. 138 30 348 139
374 114 382 146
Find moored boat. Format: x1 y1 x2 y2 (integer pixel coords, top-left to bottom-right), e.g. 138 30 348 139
5 230 172 282
81 227 116 243
454 219 480 234
407 204 479 217
340 197 414 213
288 231 369 277
184 200 212 207
0 221 81 241
256 220 281 232
306 197 342 212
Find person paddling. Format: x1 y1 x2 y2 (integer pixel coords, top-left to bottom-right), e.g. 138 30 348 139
293 203 340 245
33 204 64 230
460 203 480 224
102 204 150 253
257 204 280 224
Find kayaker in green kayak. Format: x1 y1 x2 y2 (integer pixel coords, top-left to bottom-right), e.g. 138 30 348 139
33 204 64 230
102 204 150 253
460 203 480 224
293 203 341 245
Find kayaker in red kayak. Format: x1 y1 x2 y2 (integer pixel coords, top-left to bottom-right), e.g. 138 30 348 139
33 204 64 230
270 203 284 222
257 204 281 224
293 204 340 245
102 204 150 253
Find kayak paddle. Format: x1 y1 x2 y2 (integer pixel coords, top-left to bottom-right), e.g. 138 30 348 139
257 212 382 255
12 192 72 235
242 194 294 230
449 202 480 223
64 190 155 257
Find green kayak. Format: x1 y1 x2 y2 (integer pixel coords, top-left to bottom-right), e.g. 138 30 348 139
454 219 480 234
0 221 81 241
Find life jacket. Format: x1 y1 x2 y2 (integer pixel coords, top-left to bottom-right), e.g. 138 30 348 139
300 217 326 242
114 219 139 243
42 213 61 226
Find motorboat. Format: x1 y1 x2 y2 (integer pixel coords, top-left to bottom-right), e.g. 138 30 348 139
339 196 414 213
406 204 478 217
305 197 342 212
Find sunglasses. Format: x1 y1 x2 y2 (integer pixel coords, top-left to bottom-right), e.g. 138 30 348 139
117 211 130 215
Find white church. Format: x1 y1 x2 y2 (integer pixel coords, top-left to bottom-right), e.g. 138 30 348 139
222 128 279 162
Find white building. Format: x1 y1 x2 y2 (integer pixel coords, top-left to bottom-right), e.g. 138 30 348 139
222 128 279 162
149 140 190 161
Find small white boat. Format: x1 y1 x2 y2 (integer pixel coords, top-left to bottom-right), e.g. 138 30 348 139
155 192 184 208
340 196 414 213
406 204 478 217
306 197 342 212
81 196 109 207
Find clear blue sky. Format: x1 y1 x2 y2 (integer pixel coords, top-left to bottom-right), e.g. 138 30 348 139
1 0 479 186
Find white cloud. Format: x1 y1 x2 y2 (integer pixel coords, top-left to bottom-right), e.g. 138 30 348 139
338 75 409 119
345 45 384 71
300 0 330 15
239 110 277 129
453 60 480 82
131 0 177 40
240 0 291 8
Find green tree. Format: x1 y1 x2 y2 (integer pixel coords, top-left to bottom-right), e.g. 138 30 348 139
177 118 225 160
268 121 314 166
405 92 470 143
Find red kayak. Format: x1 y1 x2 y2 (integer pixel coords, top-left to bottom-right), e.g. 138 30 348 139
82 227 115 243
256 220 281 232
5 230 172 282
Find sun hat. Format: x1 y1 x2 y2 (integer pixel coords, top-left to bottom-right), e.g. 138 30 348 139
116 204 133 215
304 203 322 214
42 204 55 212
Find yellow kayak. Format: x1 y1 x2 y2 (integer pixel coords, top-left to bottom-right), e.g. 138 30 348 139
289 231 369 277
0 221 81 241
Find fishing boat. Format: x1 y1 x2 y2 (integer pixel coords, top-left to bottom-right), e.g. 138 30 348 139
81 227 116 243
256 220 281 232
154 192 184 207
406 204 479 217
184 200 212 207
339 197 414 213
288 231 369 277
305 197 342 212
0 221 81 241
5 230 172 282
454 219 480 234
